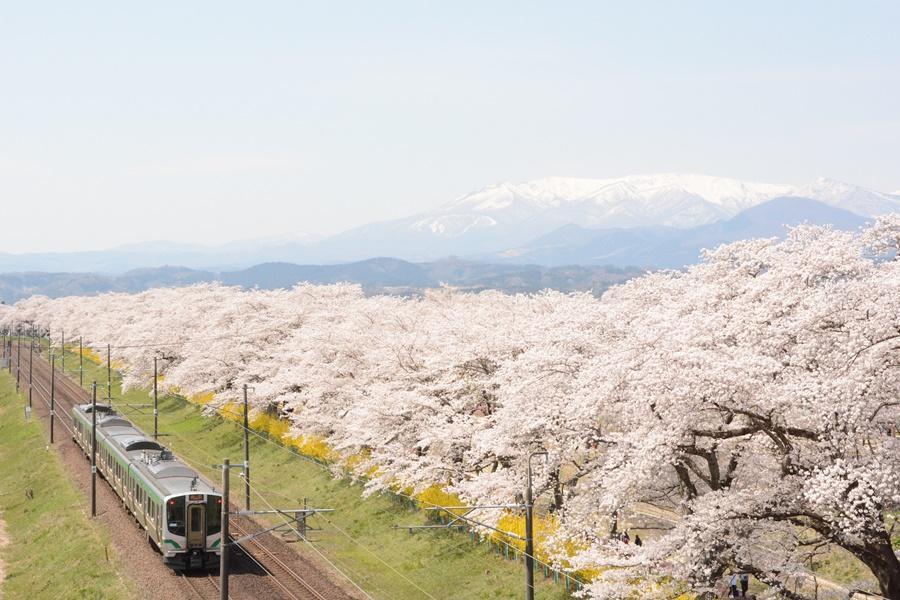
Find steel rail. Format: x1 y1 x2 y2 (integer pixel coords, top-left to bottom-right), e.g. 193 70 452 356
230 519 328 600
180 571 225 600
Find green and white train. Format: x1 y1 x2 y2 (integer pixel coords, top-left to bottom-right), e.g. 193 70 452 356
72 403 222 570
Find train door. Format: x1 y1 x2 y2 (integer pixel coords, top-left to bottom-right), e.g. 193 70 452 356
186 503 206 549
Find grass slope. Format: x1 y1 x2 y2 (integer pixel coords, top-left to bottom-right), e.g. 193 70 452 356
0 371 134 599
66 346 573 599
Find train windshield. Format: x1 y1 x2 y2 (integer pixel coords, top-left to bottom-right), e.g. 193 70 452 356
207 496 222 536
166 496 186 536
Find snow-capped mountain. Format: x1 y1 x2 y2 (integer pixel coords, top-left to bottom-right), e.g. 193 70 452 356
2 174 898 272
795 177 900 217
319 174 900 261
411 174 899 238
427 174 796 234
481 196 868 268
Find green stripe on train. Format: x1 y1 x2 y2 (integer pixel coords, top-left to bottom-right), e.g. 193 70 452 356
164 539 181 549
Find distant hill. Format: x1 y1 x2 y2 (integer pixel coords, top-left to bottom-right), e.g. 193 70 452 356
0 259 643 303
1 174 897 273
484 197 869 268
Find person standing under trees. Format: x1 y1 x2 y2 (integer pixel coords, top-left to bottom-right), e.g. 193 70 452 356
739 573 749 597
634 534 642 546
728 573 739 598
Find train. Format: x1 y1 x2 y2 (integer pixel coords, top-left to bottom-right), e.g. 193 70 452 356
71 402 223 570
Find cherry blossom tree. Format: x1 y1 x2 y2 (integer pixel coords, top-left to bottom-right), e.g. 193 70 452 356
2 219 898 598
554 221 900 599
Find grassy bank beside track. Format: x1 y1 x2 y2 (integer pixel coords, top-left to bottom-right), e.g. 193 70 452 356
54 344 572 599
0 371 134 600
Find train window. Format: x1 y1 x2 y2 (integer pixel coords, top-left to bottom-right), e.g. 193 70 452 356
190 507 202 533
207 497 222 535
167 496 186 536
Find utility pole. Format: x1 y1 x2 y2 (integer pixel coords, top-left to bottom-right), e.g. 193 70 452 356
91 381 98 517
16 327 21 390
220 458 230 600
61 330 65 376
79 336 84 388
525 451 548 600
106 344 112 404
50 354 56 444
28 327 34 409
243 384 250 511
153 356 159 440
398 452 544 600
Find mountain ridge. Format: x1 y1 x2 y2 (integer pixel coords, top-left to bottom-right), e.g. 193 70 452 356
1 174 897 273
0 259 643 304
483 196 868 268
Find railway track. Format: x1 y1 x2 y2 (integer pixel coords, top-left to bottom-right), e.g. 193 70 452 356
13 346 353 600
181 572 223 600
230 519 329 600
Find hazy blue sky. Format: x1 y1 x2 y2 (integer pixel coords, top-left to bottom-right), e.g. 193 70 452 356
2 1 899 252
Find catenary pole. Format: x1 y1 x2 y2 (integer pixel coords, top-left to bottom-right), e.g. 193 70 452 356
91 381 98 517
106 343 111 404
153 356 158 440
50 354 56 444
525 451 548 600
61 330 65 377
79 336 84 388
16 327 21 390
220 458 230 600
243 384 250 511
28 326 33 408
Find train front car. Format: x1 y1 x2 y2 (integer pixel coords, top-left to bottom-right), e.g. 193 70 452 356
154 465 223 570
162 491 222 569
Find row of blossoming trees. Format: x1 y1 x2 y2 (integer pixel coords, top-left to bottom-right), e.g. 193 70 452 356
3 220 900 599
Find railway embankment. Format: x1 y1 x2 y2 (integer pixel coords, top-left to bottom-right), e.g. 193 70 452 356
68 345 572 599
0 372 134 599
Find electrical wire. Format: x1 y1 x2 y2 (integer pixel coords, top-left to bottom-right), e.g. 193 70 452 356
208 406 585 590
10 352 577 598
5 347 382 599
10 334 587 592
112 402 442 599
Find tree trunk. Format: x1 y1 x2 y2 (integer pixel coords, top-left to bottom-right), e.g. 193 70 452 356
859 540 900 600
549 467 564 513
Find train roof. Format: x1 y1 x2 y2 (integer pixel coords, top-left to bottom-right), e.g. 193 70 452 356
74 403 219 498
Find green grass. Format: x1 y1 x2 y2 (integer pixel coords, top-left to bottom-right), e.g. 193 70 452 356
813 546 879 594
0 370 134 599
62 344 574 599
